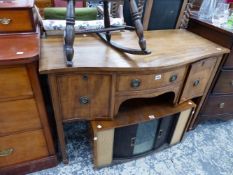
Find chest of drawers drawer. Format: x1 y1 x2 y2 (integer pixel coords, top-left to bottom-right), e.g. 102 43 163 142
0 99 42 136
200 95 233 116
223 50 233 69
0 67 33 100
213 70 233 94
180 57 217 103
117 67 187 92
0 9 34 33
0 130 49 168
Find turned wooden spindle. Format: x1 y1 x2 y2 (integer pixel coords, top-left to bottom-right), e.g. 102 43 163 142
129 0 146 51
103 0 111 41
138 0 145 18
63 0 150 66
64 0 76 67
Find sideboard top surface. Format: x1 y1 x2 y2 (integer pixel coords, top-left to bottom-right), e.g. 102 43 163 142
39 30 229 74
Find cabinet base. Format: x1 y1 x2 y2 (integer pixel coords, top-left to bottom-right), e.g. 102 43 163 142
0 155 58 175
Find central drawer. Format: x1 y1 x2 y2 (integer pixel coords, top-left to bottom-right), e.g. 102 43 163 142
0 130 49 168
117 67 186 92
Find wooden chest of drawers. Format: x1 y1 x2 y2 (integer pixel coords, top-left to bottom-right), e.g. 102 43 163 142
188 17 233 126
39 30 228 163
0 0 36 33
0 34 57 175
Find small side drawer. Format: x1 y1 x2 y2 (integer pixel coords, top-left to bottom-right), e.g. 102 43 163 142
0 130 49 168
0 9 34 33
117 67 186 92
0 99 42 136
200 95 233 116
180 57 217 103
213 70 233 94
0 66 33 100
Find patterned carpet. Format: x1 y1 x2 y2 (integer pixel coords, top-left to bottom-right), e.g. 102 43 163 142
30 119 233 175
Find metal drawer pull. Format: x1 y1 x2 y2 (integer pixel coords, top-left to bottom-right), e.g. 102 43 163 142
0 148 14 157
131 79 141 88
170 75 177 82
158 129 163 137
130 137 136 147
79 96 90 104
219 103 225 109
193 80 200 87
231 80 233 86
0 18 11 25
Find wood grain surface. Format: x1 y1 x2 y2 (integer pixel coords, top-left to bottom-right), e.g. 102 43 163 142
0 99 41 137
0 66 33 100
39 30 229 74
0 130 49 168
0 34 39 65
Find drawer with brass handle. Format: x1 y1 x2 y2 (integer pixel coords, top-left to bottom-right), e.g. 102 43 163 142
117 67 186 92
200 95 233 116
0 148 14 157
180 57 217 103
213 70 233 94
0 10 35 33
0 18 11 25
57 74 111 120
0 130 49 168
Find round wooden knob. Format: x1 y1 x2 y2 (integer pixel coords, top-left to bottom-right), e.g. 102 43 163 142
131 79 141 88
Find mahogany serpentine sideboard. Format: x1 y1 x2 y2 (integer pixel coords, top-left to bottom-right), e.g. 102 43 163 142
39 30 229 163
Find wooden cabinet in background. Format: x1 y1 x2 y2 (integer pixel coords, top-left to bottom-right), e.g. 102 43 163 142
0 1 37 33
0 34 57 175
188 16 233 127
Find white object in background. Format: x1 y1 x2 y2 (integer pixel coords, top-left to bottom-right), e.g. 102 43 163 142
212 2 230 27
198 0 219 20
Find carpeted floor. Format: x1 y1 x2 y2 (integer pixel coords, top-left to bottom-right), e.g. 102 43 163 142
30 119 233 175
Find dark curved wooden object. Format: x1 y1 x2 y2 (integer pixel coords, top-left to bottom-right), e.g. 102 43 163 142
64 0 76 67
63 0 150 66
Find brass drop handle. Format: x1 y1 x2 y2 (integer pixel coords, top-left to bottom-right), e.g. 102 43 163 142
219 103 225 109
170 75 177 82
79 96 90 104
131 79 141 88
0 148 14 157
193 80 200 87
0 18 11 25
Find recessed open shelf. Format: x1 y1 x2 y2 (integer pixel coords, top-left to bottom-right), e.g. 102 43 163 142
92 94 195 131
